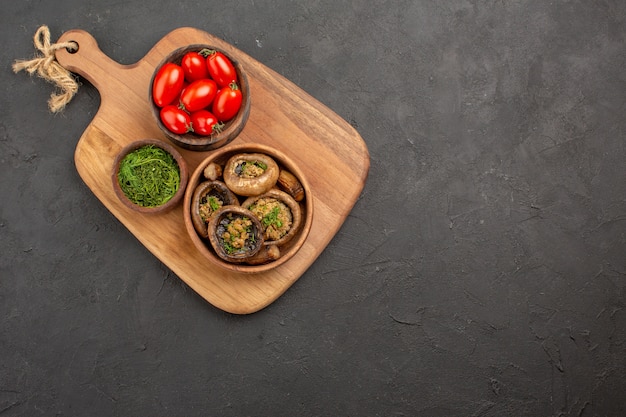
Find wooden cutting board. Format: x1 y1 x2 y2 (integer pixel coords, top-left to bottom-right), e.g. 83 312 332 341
54 27 369 314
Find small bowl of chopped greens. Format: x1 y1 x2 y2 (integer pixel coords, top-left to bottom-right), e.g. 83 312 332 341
112 139 188 214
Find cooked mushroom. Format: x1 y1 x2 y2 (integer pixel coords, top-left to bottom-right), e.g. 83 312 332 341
244 245 281 265
241 189 302 247
191 180 239 238
208 206 264 263
223 153 279 196
203 162 223 181
277 169 305 202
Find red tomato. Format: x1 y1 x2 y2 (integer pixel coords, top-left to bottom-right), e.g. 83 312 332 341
203 50 238 87
212 83 242 122
181 52 209 82
152 63 185 107
179 79 217 113
160 105 192 134
191 110 223 136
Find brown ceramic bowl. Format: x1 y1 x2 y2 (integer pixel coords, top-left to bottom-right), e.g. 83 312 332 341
149 44 251 152
112 139 188 214
183 143 313 273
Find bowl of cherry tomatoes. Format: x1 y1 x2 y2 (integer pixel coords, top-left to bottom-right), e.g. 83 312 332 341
150 45 251 151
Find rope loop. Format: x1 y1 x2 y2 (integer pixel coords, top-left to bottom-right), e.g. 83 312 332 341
13 26 79 113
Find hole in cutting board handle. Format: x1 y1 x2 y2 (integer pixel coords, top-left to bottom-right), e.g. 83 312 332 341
66 42 78 54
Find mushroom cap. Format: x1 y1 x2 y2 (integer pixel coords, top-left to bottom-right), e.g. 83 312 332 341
207 206 265 263
190 180 239 238
241 189 302 247
223 153 280 196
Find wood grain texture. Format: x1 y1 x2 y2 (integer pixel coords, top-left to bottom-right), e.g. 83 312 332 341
54 27 369 314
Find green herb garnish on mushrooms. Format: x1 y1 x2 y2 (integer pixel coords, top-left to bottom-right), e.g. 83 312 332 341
262 206 283 228
208 196 221 211
117 145 180 207
253 161 268 170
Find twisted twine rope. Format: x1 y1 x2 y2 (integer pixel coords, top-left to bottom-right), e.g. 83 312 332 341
13 26 79 113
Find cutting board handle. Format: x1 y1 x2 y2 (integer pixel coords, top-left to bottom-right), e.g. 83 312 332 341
54 29 131 95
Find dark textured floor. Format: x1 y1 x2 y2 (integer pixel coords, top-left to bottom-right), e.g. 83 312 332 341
2 1 626 416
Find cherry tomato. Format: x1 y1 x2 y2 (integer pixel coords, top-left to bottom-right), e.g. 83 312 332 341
212 82 242 122
152 63 185 107
181 52 209 82
203 50 238 87
179 79 217 113
160 105 192 134
191 110 223 136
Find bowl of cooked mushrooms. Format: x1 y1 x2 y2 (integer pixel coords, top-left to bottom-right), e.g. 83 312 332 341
183 143 313 273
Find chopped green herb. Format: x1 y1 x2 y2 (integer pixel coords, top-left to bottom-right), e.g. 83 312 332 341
117 145 180 207
208 196 220 211
223 241 235 254
262 206 283 228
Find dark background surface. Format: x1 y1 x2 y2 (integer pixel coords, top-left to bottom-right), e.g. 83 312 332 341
2 1 625 416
